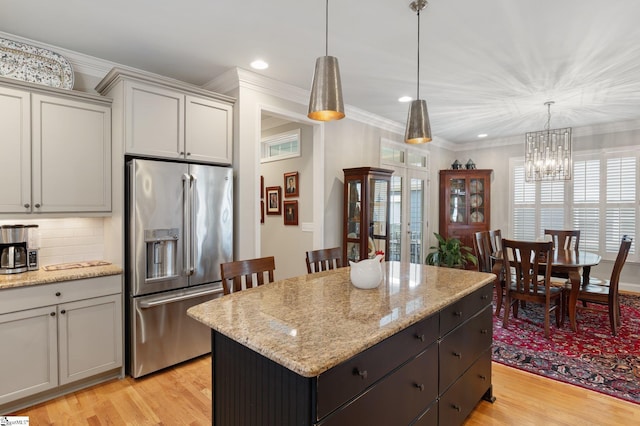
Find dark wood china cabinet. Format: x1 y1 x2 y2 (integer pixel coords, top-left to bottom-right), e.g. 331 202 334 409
343 167 393 264
439 169 492 259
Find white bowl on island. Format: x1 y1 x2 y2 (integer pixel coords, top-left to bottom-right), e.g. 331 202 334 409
349 255 383 289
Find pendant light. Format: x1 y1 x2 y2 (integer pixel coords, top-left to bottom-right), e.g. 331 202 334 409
308 0 345 121
405 0 432 144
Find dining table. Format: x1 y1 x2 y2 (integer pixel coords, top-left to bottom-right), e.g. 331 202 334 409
491 248 602 331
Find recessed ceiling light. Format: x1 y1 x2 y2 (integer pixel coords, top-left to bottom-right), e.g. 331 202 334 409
477 133 488 138
250 59 269 70
398 96 412 103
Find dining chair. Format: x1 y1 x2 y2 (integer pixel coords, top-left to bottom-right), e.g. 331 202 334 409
502 239 563 338
544 229 580 250
305 247 343 274
568 235 632 335
473 230 504 315
220 256 276 295
543 229 581 281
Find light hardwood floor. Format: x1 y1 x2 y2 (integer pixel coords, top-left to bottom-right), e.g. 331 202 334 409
13 356 640 425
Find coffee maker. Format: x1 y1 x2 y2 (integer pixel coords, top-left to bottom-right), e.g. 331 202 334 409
0 225 29 274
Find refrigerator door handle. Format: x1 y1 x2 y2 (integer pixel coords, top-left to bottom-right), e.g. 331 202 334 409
182 173 192 276
138 286 223 308
190 173 197 275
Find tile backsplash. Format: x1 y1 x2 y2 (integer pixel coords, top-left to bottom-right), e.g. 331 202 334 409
0 218 104 267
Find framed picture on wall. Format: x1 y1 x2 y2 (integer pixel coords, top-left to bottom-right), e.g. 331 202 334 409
284 172 299 198
266 186 281 215
284 200 298 225
260 175 264 199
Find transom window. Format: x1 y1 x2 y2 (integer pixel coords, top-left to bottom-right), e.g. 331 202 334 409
261 129 300 163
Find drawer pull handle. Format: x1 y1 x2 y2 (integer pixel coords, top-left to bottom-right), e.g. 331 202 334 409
414 383 425 392
50 312 56 317
481 294 489 300
452 404 461 412
454 311 463 317
55 292 62 297
481 329 489 334
415 333 425 342
479 374 487 381
60 310 66 314
453 351 462 359
354 368 368 380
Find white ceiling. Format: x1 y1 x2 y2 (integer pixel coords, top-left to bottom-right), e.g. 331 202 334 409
2 0 640 144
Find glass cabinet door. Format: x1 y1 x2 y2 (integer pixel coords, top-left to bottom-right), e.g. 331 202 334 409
346 179 362 262
369 179 388 258
469 177 486 224
449 178 466 223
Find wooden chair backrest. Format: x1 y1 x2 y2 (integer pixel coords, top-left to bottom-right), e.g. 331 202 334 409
473 230 502 273
220 256 275 295
607 235 633 299
502 239 553 296
544 229 580 250
306 247 343 274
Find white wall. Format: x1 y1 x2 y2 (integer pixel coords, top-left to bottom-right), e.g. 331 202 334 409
260 121 314 280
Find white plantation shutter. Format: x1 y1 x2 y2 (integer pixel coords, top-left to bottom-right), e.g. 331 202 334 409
605 157 636 256
511 153 637 260
573 160 600 252
513 166 536 240
539 180 565 238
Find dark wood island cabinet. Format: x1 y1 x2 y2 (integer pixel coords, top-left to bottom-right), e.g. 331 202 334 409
188 262 495 425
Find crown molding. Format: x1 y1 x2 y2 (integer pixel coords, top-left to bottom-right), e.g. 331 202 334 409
205 67 406 135
0 31 121 78
450 117 640 152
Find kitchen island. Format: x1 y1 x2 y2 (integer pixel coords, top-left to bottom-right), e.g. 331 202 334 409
187 261 496 425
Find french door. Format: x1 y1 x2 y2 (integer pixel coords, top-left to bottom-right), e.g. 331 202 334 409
389 169 429 263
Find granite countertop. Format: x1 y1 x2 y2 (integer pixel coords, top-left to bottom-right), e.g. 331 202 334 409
0 264 123 290
187 261 495 378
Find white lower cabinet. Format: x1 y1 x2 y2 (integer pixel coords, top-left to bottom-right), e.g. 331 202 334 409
0 275 122 411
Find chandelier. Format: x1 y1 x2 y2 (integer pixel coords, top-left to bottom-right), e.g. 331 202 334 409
525 101 572 181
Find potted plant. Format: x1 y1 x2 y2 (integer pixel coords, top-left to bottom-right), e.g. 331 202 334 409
425 232 477 269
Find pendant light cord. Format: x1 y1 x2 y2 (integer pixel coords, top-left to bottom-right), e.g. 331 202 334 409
325 0 329 56
416 8 421 100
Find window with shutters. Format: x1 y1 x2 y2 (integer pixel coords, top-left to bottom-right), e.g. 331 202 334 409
510 151 637 261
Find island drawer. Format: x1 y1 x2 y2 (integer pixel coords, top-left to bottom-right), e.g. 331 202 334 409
316 313 438 420
439 304 492 394
439 349 492 426
439 284 492 336
318 343 438 426
0 275 122 315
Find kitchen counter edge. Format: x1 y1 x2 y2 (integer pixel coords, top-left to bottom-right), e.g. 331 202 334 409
0 265 123 290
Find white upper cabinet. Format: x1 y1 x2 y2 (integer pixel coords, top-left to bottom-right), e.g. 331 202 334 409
0 79 112 214
0 86 31 213
98 68 234 165
32 94 112 213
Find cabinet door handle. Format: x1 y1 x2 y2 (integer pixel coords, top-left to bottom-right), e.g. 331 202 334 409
55 292 62 297
481 329 489 334
453 311 463 317
50 312 56 317
180 151 185 155
415 333 425 342
24 203 30 208
452 351 462 359
451 404 461 412
60 309 66 314
479 374 487 381
414 383 425 392
186 152 191 156
353 368 368 380
34 203 41 208
481 294 489 300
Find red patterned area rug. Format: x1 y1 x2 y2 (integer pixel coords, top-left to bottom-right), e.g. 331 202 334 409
492 293 640 404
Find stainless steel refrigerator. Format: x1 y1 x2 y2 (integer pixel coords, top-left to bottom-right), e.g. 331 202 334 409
126 158 232 378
